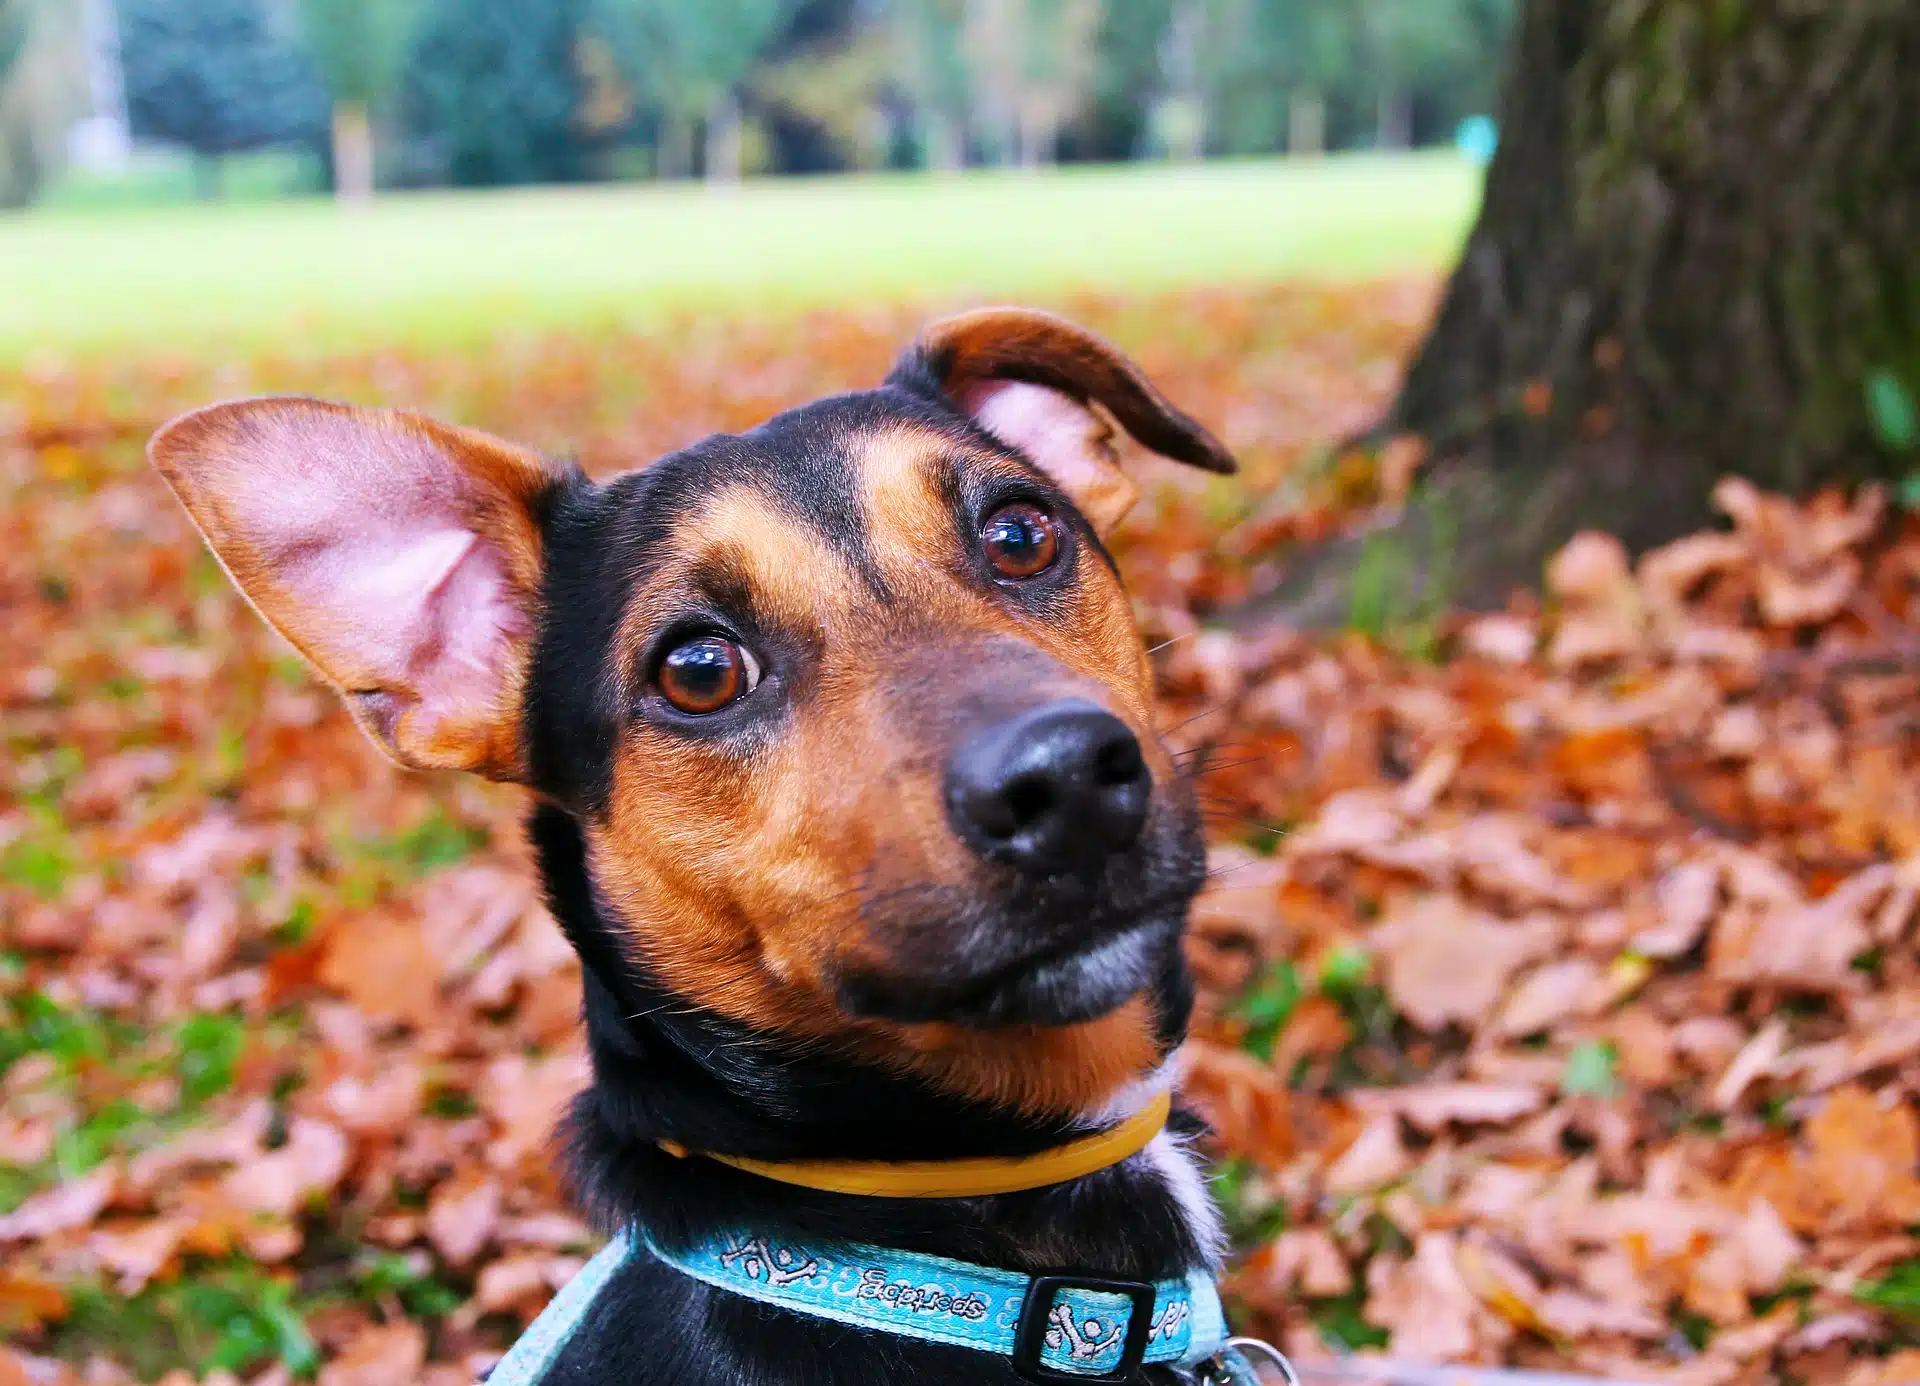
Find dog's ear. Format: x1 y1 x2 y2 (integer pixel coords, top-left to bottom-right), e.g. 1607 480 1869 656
891 307 1236 534
149 397 567 782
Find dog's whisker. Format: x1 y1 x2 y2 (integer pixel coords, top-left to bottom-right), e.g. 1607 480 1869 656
1204 858 1272 882
1184 755 1268 778
625 1000 698 1022
1174 744 1259 768
1158 702 1231 736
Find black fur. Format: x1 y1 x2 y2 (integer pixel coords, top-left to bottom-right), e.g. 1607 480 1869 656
510 383 1220 1385
532 810 1210 1386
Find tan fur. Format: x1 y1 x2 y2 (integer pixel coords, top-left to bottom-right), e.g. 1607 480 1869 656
590 425 1173 1117
154 315 1229 1122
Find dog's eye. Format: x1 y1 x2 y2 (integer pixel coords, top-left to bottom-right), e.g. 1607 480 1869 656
658 636 760 714
981 503 1060 580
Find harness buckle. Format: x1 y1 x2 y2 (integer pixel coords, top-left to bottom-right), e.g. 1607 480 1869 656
1011 1274 1156 1384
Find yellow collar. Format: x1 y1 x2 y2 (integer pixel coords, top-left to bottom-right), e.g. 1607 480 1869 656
656 1090 1172 1199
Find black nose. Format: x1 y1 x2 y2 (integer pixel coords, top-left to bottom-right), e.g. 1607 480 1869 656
945 699 1151 876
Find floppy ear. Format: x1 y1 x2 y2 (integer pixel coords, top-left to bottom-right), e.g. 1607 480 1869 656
149 397 567 781
891 307 1236 534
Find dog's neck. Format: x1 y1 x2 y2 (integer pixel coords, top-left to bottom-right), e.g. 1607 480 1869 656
530 804 1224 1281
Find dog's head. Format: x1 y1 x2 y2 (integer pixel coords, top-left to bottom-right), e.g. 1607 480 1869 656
151 309 1234 1117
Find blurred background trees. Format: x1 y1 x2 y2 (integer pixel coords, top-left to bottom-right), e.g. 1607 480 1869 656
10 0 1908 610
598 0 799 181
405 0 591 187
0 0 27 81
0 0 1519 201
0 0 90 207
117 0 324 199
296 0 418 201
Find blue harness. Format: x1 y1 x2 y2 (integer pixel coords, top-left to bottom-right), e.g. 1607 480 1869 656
484 1226 1268 1384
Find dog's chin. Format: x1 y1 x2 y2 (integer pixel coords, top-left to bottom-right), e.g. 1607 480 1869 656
836 916 1181 1030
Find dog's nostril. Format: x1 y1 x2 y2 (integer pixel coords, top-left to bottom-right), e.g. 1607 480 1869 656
1093 736 1145 787
1002 773 1055 830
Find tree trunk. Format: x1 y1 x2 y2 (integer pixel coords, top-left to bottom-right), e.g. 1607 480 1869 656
1159 97 1205 162
1287 91 1324 156
1241 0 1920 628
331 103 374 204
659 114 693 179
1016 105 1054 169
1161 0 1206 160
705 92 743 185
1375 89 1409 150
922 111 963 173
191 152 220 201
856 105 889 172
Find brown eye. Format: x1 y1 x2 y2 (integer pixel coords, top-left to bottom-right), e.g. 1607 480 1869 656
981 503 1060 580
658 636 759 714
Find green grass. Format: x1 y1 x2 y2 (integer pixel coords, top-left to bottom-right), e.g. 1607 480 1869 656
0 153 1477 363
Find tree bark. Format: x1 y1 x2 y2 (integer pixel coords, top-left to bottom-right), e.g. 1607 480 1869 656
1016 104 1057 168
659 113 693 179
331 102 374 204
191 152 220 201
1287 91 1324 155
922 111 963 173
1242 0 1920 628
705 93 743 185
1374 89 1409 150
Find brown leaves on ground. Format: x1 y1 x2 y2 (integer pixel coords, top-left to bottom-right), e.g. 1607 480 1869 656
1178 482 1920 1384
5 286 1920 1383
1 285 1425 1385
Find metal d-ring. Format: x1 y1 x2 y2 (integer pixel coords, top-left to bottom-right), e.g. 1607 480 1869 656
1222 1337 1303 1386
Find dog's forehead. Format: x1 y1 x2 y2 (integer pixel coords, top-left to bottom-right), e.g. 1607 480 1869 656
611 389 1031 601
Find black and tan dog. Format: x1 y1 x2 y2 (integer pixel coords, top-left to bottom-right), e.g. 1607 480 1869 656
151 310 1256 1385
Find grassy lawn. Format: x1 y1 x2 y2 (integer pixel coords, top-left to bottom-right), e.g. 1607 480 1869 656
0 152 1476 364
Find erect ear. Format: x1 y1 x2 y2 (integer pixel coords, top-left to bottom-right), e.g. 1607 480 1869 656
149 397 568 782
890 307 1236 534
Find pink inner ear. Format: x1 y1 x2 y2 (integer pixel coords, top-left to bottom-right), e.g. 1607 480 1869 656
295 522 522 714
218 413 526 728
959 380 1139 532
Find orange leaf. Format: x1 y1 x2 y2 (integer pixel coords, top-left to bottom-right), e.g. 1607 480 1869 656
0 1270 68 1334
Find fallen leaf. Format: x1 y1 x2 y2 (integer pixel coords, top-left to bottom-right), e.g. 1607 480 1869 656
317 1321 426 1386
1365 1233 1488 1361
1459 614 1537 665
1636 860 1720 958
1265 1228 1353 1297
1713 1019 1789 1112
1805 1086 1920 1230
426 1170 502 1267
1548 532 1633 604
0 1169 116 1242
89 1218 189 1295
1496 959 1603 1037
480 1050 592 1172
0 1271 67 1335
318 910 444 1028
1351 1082 1544 1131
1710 879 1875 992
1372 896 1538 1030
1324 1115 1412 1195
222 1119 349 1217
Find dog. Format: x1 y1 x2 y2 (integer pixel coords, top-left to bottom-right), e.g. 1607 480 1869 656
150 309 1274 1385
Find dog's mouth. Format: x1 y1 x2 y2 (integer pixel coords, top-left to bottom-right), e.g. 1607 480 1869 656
830 785 1208 1031
834 913 1183 1029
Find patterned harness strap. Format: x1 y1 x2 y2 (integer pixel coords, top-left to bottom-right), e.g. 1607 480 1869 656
481 1226 1242 1384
